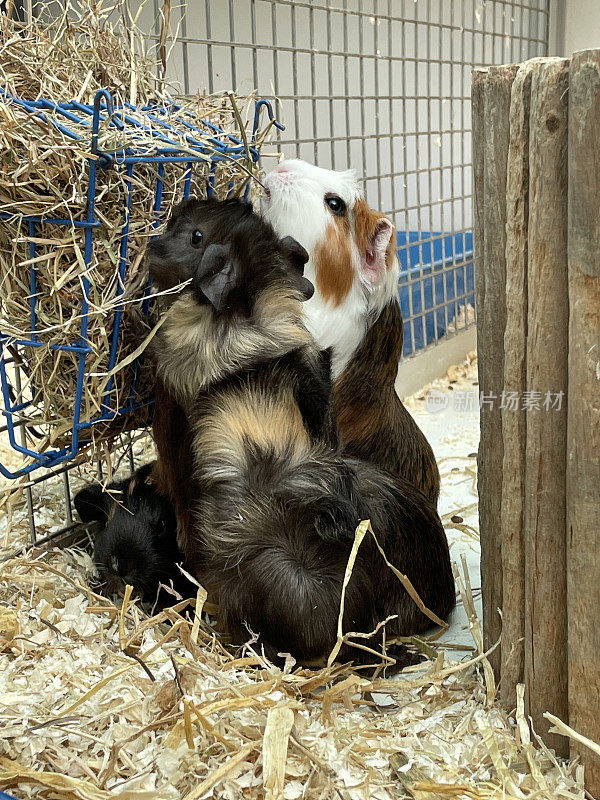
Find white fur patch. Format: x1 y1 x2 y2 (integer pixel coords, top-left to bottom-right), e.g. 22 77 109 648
262 159 400 377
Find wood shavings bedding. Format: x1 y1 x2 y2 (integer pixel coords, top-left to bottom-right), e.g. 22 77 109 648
0 356 586 799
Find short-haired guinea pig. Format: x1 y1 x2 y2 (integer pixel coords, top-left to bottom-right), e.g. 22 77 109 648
262 159 440 504
74 463 195 604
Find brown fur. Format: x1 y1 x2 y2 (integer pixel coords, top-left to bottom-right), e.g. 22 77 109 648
334 300 441 504
313 222 354 306
151 378 197 559
353 198 396 272
173 346 453 667
385 229 397 268
194 387 312 470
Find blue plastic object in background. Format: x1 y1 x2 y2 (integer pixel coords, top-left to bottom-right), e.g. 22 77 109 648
397 230 475 356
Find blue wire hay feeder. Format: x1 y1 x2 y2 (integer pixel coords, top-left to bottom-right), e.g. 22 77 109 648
0 89 282 480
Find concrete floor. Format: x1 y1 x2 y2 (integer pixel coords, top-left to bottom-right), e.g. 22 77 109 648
403 353 481 652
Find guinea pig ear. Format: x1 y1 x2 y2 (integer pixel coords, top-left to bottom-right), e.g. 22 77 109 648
296 276 314 301
353 199 395 285
191 243 240 313
74 484 113 524
280 236 309 273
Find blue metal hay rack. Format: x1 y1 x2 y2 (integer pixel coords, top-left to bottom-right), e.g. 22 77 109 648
0 88 282 480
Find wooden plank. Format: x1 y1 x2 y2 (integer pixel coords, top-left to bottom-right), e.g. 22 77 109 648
472 65 488 667
473 67 487 320
500 61 535 710
472 68 487 666
476 64 517 678
568 50 600 278
567 48 600 794
523 57 570 757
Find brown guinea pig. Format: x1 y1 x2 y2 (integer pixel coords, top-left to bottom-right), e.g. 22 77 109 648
146 198 455 669
147 197 333 563
263 159 440 505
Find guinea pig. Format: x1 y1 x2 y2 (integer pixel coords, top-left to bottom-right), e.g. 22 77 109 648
147 198 455 668
148 197 338 562
262 159 440 505
74 463 195 605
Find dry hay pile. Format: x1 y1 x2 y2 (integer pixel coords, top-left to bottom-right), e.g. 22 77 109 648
0 548 586 800
0 355 589 799
0 0 275 465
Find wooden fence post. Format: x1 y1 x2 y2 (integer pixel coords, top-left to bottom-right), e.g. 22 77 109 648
567 48 600 792
523 57 570 757
499 61 535 710
475 64 517 679
476 49 600 785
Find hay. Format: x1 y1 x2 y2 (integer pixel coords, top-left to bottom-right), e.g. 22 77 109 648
0 358 587 799
0 1 276 466
0 548 585 800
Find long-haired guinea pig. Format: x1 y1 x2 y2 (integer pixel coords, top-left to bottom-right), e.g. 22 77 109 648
148 197 337 562
263 159 440 504
147 198 454 668
74 463 195 604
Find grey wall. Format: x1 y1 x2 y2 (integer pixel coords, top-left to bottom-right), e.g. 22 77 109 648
549 0 600 56
141 0 549 238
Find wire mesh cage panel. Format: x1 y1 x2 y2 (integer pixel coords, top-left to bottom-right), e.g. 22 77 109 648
152 0 549 354
1 0 550 549
0 84 280 549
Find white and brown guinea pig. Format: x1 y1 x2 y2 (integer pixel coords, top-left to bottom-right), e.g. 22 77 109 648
262 159 440 504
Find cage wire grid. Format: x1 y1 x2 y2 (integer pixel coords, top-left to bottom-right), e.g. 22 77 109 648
152 0 549 352
2 0 549 548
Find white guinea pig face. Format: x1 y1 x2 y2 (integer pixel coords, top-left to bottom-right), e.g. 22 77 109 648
262 159 396 308
263 159 359 254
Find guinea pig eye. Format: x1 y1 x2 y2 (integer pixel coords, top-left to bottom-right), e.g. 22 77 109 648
325 195 346 216
190 229 204 247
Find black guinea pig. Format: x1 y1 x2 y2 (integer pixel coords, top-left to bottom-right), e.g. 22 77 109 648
74 462 195 605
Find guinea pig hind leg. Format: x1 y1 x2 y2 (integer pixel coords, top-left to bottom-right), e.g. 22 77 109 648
312 494 365 541
302 464 368 542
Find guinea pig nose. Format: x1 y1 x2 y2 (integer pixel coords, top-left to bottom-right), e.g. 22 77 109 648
276 162 289 173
